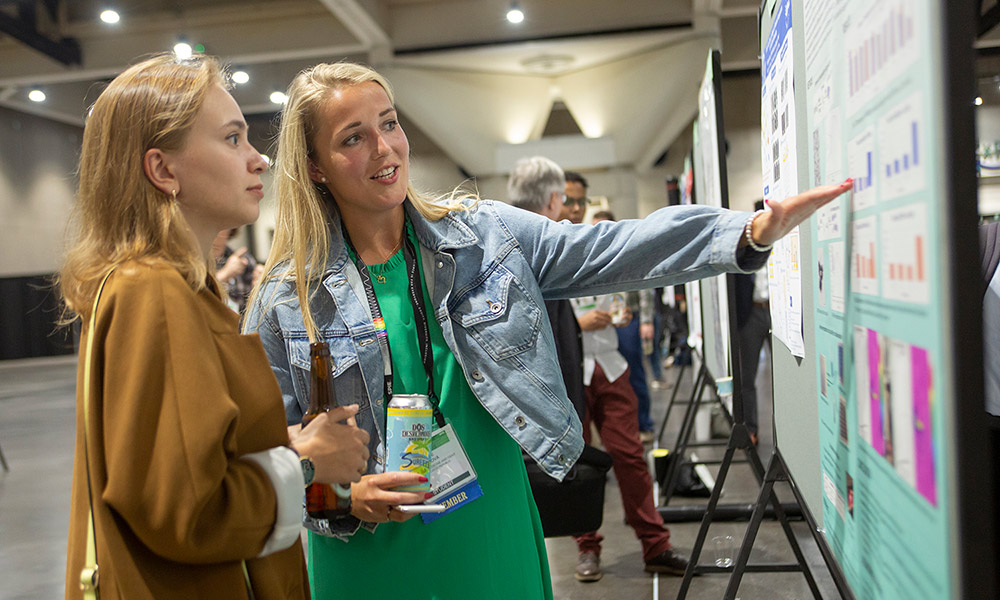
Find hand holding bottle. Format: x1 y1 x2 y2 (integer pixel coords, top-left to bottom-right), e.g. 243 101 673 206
291 405 370 485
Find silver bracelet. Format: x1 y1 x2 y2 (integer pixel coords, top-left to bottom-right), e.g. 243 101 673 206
744 209 773 253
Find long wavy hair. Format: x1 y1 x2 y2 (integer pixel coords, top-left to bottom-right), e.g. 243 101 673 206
249 61 471 342
58 53 226 320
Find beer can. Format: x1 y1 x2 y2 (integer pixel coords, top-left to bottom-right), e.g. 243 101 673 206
385 393 433 491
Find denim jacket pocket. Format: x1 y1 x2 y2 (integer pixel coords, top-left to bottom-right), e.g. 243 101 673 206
286 333 368 413
451 264 541 361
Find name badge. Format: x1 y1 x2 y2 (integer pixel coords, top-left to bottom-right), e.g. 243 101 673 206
421 424 481 524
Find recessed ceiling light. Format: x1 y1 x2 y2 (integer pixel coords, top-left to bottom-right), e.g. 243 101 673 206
232 71 250 85
173 42 193 60
270 91 288 105
976 96 984 106
506 2 524 24
28 90 46 102
99 10 120 24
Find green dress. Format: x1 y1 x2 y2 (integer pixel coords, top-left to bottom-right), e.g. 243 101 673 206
309 226 553 600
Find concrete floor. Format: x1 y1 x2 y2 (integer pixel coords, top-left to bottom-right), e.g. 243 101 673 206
0 349 841 599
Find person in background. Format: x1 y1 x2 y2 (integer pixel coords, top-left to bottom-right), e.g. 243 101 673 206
590 209 658 443
212 226 264 314
58 54 370 600
244 60 851 598
735 199 772 445
564 181 687 580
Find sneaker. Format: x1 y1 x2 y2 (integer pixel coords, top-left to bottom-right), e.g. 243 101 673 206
575 551 602 582
644 548 690 576
639 430 656 444
649 379 667 390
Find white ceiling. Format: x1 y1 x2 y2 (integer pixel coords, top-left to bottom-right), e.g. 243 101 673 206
0 0 763 175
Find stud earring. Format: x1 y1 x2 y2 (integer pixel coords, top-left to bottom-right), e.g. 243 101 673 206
171 189 178 202
321 177 328 183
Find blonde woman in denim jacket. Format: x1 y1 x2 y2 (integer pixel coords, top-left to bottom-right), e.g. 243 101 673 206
243 61 852 599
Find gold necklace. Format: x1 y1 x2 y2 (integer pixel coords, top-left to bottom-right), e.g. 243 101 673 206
373 235 403 283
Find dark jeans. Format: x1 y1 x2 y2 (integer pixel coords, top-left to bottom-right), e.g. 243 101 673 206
648 313 664 381
737 304 771 435
616 319 654 432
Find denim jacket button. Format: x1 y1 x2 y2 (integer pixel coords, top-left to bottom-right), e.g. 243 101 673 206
514 415 526 429
557 454 567 464
436 261 444 268
470 369 484 381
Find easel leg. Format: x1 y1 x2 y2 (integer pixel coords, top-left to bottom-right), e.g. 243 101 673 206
676 441 739 599
655 360 688 445
663 365 709 501
724 451 822 600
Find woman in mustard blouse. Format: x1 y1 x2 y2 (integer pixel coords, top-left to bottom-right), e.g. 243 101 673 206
59 54 371 599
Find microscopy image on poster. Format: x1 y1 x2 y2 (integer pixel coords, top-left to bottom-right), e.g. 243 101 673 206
853 326 937 506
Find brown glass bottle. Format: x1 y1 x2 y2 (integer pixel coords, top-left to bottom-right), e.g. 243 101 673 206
303 341 352 518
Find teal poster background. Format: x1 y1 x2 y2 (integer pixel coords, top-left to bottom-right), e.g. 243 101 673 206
799 0 951 597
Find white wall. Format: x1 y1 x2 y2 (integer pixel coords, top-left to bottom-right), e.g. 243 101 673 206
0 107 80 277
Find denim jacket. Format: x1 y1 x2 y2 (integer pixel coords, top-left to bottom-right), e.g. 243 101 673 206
244 199 766 538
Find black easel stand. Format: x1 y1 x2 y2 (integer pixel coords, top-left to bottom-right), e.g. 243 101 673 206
675 426 824 599
720 449 855 600
657 358 746 505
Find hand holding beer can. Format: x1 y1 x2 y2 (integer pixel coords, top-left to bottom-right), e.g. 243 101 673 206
385 394 433 492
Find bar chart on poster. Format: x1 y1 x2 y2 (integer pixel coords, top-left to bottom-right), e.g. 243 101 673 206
760 0 989 597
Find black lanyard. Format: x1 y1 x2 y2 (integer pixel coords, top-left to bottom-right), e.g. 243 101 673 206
343 223 445 428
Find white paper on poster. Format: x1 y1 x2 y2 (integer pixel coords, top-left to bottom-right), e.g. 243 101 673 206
762 4 803 358
829 241 846 314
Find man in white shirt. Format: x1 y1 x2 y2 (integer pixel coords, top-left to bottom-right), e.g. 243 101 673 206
563 171 688 582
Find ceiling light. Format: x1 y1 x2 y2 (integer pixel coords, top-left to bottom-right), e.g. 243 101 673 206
99 9 120 24
270 91 288 105
28 89 45 103
506 2 524 24
173 41 193 60
976 96 984 106
232 71 250 85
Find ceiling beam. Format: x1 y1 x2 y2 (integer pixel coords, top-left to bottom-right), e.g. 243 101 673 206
315 0 391 59
981 3 1000 38
0 6 80 65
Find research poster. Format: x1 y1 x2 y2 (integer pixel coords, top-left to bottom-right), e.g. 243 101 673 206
695 54 732 381
762 0 805 357
801 0 950 596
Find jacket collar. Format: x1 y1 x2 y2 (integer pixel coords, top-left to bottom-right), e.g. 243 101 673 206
322 198 480 278
404 199 480 252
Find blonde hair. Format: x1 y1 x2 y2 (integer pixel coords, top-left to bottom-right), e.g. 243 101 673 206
250 61 471 342
58 53 226 319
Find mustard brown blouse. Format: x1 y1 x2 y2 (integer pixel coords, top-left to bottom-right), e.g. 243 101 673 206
65 262 308 599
